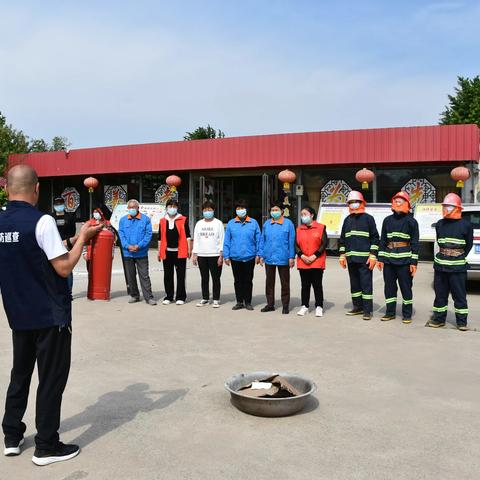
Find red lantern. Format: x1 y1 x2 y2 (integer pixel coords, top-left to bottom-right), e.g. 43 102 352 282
166 175 182 192
355 168 375 190
84 176 99 193
278 169 296 191
450 166 470 188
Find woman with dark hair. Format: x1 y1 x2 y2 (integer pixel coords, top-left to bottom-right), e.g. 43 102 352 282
296 206 328 317
223 200 261 310
158 198 192 305
192 200 224 307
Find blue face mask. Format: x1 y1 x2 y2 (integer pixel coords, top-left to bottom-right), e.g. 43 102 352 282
203 210 214 219
128 208 138 217
167 207 178 217
271 211 282 220
54 205 65 213
301 215 312 224
236 209 247 218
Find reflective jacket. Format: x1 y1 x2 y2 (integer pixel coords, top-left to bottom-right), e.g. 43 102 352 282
339 213 379 264
434 218 473 272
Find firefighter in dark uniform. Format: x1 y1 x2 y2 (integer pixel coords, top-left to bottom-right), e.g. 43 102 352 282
339 191 379 321
377 191 419 324
428 193 473 331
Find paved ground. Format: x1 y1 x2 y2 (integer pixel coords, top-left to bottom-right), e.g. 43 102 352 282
1 250 480 480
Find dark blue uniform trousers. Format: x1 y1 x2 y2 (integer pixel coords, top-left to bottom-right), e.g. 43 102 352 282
348 262 373 314
433 271 468 326
383 264 413 319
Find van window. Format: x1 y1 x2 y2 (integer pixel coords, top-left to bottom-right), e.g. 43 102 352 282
462 211 480 229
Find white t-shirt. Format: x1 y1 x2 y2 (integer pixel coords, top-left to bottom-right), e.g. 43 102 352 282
35 215 68 260
192 218 224 256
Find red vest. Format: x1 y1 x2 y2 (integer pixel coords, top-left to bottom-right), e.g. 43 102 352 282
296 222 327 269
159 216 188 260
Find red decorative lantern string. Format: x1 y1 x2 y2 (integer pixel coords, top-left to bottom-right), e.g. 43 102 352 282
166 175 182 192
355 168 375 190
278 169 296 192
450 166 470 188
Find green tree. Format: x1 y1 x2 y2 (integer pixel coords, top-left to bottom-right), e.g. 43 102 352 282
50 135 71 151
440 76 480 127
184 124 225 140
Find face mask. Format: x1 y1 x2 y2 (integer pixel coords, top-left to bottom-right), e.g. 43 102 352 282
93 212 102 221
236 209 247 218
349 202 360 210
54 205 65 213
203 211 214 219
445 205 454 213
128 208 138 217
301 215 312 224
167 207 178 216
271 211 282 220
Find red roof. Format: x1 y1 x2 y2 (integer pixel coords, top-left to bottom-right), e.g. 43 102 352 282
8 124 480 178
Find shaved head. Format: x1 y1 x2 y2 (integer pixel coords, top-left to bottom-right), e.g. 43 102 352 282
7 165 38 195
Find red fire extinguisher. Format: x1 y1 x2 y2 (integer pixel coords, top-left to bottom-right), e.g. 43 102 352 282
87 221 115 301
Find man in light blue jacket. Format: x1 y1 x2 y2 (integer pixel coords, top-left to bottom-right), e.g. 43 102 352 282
258 201 296 314
223 200 261 311
118 199 156 305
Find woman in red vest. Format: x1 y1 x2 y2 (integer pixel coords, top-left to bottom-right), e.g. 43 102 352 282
296 206 328 317
158 199 192 305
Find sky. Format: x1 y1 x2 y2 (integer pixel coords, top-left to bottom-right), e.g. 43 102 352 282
1 0 479 149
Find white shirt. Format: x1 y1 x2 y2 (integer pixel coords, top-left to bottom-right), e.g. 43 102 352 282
35 215 68 260
192 218 224 256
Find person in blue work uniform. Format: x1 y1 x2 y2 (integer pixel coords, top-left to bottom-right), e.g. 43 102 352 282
223 200 261 311
377 191 419 324
0 165 101 466
428 193 473 331
258 202 296 314
339 191 379 321
118 199 156 305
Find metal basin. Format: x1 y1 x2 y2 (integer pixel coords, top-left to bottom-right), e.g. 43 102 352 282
224 371 317 417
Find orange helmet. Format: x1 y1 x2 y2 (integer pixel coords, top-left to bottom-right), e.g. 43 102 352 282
442 193 463 209
347 191 365 204
392 191 411 208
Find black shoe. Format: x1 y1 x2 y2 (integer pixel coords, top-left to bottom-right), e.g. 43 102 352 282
380 314 396 322
245 304 254 311
402 318 412 324
232 303 245 311
4 437 24 456
282 307 289 315
362 313 372 321
32 442 80 466
260 305 275 313
457 324 469 331
427 320 445 328
346 308 363 316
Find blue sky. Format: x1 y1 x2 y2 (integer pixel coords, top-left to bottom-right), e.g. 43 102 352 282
1 0 479 148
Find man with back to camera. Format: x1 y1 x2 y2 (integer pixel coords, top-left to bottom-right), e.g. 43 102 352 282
51 196 77 299
0 165 101 466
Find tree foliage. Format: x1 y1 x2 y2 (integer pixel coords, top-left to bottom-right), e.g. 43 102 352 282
0 111 70 176
439 76 480 127
184 124 225 141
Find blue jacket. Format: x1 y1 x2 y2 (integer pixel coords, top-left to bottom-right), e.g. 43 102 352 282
223 216 261 262
119 213 152 258
259 217 296 266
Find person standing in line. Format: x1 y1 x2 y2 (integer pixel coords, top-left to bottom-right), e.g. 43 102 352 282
296 206 328 318
339 191 379 321
0 165 101 466
51 196 77 299
118 199 156 305
377 191 419 324
428 193 473 331
158 199 192 305
223 200 261 311
258 202 296 314
192 200 225 308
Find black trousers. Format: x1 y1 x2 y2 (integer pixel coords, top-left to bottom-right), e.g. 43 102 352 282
163 251 187 301
383 263 413 318
265 264 290 308
2 326 71 450
198 256 222 301
347 262 373 314
299 268 324 308
124 257 154 301
433 271 468 326
231 259 256 305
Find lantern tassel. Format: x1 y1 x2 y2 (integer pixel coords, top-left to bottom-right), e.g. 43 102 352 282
362 181 368 190
456 180 464 188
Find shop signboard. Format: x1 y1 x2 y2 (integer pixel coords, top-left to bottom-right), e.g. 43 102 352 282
414 203 442 242
317 203 391 238
104 185 127 211
320 180 352 204
61 187 80 212
110 203 166 233
402 178 436 206
155 184 178 205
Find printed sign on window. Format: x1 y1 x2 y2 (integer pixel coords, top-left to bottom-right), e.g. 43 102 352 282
61 187 80 212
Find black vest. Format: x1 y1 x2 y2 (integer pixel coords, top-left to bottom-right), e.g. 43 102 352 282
0 201 71 330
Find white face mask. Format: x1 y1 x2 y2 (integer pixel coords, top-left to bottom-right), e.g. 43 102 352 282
93 212 102 221
349 202 360 210
445 205 455 213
